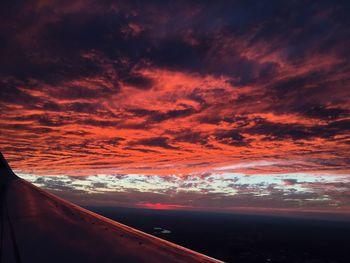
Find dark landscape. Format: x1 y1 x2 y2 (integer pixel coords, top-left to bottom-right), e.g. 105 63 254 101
88 207 350 263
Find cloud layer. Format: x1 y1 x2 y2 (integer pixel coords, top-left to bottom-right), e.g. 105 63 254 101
21 172 350 216
1 0 349 215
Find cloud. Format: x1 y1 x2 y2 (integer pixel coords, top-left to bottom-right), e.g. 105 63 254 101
215 161 281 171
129 137 179 150
283 179 298 186
122 73 154 90
136 202 192 210
19 172 350 215
1 0 350 214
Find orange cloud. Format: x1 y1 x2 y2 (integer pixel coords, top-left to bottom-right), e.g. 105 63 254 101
1 0 349 215
136 202 193 210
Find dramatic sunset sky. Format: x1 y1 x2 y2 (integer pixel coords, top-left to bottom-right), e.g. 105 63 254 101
1 0 349 216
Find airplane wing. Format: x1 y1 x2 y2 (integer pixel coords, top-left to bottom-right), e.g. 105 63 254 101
0 153 222 263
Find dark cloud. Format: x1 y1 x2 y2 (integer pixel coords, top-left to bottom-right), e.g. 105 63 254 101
53 85 116 100
246 118 350 141
151 108 197 122
172 130 208 145
130 107 197 123
247 120 314 141
65 102 99 113
130 137 178 150
122 74 154 90
297 105 348 120
215 130 249 147
0 78 41 105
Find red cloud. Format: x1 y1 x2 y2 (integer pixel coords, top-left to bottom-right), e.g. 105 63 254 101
136 202 193 210
1 0 349 215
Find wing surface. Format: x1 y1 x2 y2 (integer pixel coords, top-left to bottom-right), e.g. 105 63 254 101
0 153 222 263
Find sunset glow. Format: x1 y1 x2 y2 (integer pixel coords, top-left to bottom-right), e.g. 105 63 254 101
1 0 349 217
136 203 193 210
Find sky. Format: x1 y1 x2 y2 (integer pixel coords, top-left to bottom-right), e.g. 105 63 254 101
0 0 349 217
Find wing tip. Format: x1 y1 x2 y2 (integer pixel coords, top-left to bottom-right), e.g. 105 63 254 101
0 151 16 178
